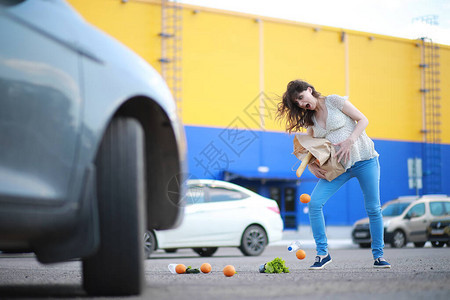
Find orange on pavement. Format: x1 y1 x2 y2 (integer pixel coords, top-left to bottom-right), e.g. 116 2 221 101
223 265 236 277
201 263 212 273
175 264 186 274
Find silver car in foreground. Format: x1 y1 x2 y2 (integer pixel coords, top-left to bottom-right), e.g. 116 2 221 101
0 0 186 296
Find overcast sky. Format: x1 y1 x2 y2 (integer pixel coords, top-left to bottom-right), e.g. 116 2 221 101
179 0 450 45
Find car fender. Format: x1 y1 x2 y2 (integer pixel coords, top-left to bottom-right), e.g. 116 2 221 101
65 9 187 231
76 50 186 232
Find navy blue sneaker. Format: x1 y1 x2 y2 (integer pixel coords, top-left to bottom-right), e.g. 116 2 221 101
374 257 391 268
309 254 332 270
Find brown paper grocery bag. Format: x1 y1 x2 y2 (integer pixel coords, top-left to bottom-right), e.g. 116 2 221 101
293 135 345 182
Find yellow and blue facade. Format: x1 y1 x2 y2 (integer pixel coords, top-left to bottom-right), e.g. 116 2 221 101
69 0 450 227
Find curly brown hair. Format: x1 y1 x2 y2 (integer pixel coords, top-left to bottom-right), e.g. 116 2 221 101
276 79 322 133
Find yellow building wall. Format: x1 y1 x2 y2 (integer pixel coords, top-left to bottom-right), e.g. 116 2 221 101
440 46 450 143
67 0 450 143
263 21 346 132
68 0 162 72
181 9 260 127
348 35 422 141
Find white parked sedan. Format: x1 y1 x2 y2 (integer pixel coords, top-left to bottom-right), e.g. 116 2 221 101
144 180 284 257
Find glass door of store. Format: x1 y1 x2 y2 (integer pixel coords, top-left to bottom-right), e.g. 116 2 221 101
269 184 298 229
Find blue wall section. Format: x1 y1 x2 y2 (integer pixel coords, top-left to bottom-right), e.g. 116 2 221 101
185 125 299 179
185 125 450 226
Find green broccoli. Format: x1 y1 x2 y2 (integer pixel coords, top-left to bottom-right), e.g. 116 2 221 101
264 257 290 273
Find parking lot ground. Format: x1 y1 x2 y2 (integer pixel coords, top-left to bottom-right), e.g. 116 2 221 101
0 245 449 300
144 246 450 300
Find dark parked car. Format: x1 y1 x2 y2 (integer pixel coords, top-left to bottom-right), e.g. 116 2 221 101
0 0 186 296
427 217 450 247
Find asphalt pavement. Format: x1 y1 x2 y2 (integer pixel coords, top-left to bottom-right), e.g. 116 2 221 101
142 246 450 300
1 227 449 300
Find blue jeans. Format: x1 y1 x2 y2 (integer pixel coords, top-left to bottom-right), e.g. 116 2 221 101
308 157 384 259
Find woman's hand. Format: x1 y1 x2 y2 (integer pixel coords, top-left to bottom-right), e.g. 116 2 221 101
309 162 327 179
334 137 355 163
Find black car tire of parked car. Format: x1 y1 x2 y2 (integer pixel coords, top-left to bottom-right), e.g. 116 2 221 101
192 247 219 257
82 118 146 295
165 248 178 253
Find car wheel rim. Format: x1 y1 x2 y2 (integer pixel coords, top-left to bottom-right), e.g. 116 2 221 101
393 231 405 247
144 232 153 252
245 229 265 253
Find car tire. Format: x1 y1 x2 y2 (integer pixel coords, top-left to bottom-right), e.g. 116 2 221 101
431 241 445 248
239 225 267 256
144 230 157 259
390 230 406 248
82 118 146 296
192 247 218 257
359 243 371 248
413 242 426 248
164 249 178 253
